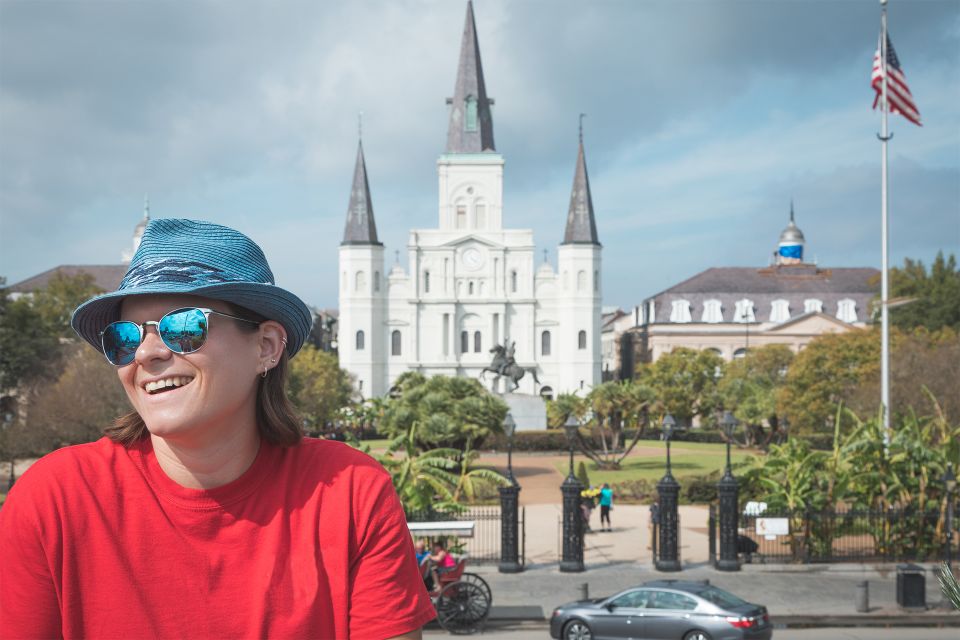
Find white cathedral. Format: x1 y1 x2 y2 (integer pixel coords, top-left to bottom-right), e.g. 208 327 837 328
338 2 602 399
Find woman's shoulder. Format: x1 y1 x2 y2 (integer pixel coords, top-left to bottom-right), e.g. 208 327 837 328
287 438 391 480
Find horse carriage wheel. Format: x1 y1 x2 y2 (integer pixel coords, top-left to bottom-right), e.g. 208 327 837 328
435 581 490 635
459 572 492 604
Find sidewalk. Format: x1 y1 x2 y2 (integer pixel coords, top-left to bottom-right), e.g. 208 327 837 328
474 504 959 626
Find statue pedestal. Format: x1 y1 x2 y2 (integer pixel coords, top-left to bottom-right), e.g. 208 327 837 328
502 393 547 431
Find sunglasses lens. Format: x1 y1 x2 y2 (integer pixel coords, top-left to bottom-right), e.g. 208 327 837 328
158 308 208 354
102 322 142 366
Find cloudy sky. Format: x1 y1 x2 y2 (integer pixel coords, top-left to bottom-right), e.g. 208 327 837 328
1 0 958 311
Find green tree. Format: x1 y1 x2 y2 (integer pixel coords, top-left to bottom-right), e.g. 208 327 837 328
546 393 586 428
637 347 723 426
376 419 460 513
885 251 960 332
27 345 131 448
30 271 103 339
0 294 61 392
781 329 881 433
287 345 354 433
718 344 794 446
379 372 507 452
579 379 656 469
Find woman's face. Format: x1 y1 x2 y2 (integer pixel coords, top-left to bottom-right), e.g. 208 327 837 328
116 294 263 446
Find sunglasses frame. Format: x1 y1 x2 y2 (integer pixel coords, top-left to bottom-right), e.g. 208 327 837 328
99 306 261 367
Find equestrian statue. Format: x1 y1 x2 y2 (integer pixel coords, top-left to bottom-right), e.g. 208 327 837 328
480 341 540 393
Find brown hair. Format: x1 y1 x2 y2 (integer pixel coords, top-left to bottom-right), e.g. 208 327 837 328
104 303 303 447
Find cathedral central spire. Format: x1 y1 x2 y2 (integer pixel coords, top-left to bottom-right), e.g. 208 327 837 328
445 1 495 154
341 140 382 246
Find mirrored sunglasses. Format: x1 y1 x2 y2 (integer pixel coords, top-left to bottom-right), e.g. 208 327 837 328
100 307 260 366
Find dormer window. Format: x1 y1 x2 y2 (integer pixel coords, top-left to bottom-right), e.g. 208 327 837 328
465 96 478 132
701 299 723 323
770 299 790 322
669 299 692 323
733 299 756 323
837 298 858 323
804 299 823 313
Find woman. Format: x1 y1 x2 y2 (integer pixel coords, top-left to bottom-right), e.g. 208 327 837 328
0 219 433 639
425 539 457 592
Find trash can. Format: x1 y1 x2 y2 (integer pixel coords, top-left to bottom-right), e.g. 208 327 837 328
896 563 925 609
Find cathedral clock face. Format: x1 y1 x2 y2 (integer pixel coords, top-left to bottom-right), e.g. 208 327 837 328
462 247 484 271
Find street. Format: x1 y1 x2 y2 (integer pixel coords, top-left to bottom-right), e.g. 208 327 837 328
423 625 960 639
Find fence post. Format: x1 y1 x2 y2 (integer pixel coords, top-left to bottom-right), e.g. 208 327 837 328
708 504 717 568
804 508 812 564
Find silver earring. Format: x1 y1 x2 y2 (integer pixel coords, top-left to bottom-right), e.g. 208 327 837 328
261 367 268 379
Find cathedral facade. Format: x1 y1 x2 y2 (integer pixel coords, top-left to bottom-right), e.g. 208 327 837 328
338 2 602 399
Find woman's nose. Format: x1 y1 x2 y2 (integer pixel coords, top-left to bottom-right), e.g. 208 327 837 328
135 326 172 364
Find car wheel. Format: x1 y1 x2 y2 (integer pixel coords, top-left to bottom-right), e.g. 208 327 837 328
563 618 593 640
683 631 712 640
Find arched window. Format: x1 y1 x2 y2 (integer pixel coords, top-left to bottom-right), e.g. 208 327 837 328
733 299 756 323
701 299 723 323
468 281 475 295
473 330 481 353
578 330 587 350
391 330 401 356
475 203 486 228
804 298 823 313
539 386 554 401
733 348 747 359
670 299 692 323
770 299 790 322
356 330 365 351
541 330 552 356
594 270 599 292
456 205 467 229
510 270 518 293
374 271 381 292
577 270 586 291
423 271 430 293
461 331 469 354
354 271 366 292
465 95 478 132
836 298 858 323
341 271 346 290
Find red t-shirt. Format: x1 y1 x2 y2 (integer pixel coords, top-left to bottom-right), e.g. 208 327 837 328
0 437 435 639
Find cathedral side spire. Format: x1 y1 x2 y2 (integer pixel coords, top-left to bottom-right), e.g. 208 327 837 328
561 121 600 245
445 1 495 153
341 140 382 246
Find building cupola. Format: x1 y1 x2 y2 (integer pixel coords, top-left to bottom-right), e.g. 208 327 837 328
776 200 805 265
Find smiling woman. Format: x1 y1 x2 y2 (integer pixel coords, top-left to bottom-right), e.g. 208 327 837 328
0 219 433 640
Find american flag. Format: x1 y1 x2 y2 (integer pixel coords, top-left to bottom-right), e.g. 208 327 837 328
872 32 922 126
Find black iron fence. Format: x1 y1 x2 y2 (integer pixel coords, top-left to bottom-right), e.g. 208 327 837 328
407 506 523 566
714 507 954 564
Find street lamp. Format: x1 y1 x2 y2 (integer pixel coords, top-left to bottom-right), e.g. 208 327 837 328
560 414 585 572
717 410 741 571
655 414 681 572
944 463 956 573
662 414 676 478
498 412 522 573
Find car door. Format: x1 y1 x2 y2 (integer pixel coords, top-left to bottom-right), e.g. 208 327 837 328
591 589 651 640
641 589 700 640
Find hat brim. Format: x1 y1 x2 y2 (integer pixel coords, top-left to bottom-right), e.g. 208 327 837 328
71 282 313 358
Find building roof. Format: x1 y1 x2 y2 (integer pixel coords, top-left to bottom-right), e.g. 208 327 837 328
562 137 600 245
341 140 382 246
645 265 879 325
445 1 496 154
7 264 126 294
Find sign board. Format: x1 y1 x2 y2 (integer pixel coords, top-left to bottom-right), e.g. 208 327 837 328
755 517 789 537
407 521 475 538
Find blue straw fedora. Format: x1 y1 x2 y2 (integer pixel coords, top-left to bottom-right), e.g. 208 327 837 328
71 218 312 357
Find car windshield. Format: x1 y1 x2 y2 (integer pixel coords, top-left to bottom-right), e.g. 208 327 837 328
698 586 748 609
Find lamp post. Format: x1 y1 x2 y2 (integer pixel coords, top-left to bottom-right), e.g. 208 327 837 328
499 413 522 573
944 463 956 574
717 411 741 571
656 414 681 572
560 414 585 572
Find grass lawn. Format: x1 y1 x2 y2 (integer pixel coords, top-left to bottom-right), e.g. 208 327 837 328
555 441 757 484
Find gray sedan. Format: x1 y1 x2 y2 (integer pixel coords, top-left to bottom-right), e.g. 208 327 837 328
549 580 773 640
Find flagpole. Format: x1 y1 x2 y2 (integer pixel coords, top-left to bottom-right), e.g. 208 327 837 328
879 0 892 449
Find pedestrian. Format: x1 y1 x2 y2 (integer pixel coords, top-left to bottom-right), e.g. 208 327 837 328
649 500 661 551
0 219 434 639
599 482 614 531
580 487 596 532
